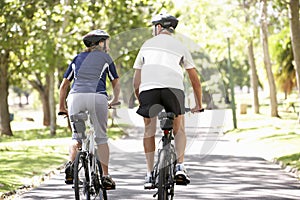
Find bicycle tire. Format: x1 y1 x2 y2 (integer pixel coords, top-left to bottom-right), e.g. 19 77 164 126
169 149 176 200
95 159 107 200
158 149 169 200
74 151 90 200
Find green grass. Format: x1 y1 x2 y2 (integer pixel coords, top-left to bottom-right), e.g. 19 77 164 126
0 125 124 196
225 103 300 176
276 153 300 170
0 126 70 142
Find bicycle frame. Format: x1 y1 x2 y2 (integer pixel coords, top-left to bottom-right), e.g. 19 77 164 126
153 112 177 200
71 111 106 200
84 128 96 194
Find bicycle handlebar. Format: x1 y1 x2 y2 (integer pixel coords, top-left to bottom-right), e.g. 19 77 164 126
185 108 204 113
57 102 121 116
58 111 68 116
108 101 121 109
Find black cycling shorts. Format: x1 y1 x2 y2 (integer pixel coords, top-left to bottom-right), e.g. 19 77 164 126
137 88 185 118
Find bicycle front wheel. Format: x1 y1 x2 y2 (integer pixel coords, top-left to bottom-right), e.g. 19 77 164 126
74 151 90 200
158 149 169 200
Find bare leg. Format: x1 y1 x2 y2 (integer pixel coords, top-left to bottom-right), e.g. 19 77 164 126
173 115 186 163
97 143 110 176
143 117 157 172
69 140 81 162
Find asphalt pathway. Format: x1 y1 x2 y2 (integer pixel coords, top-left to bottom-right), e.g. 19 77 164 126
16 109 300 199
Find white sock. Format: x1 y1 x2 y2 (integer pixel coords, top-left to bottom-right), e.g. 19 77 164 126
177 163 184 167
147 172 152 177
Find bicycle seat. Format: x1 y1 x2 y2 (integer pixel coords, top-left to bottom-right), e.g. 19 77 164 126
158 112 175 120
158 112 175 130
70 111 88 122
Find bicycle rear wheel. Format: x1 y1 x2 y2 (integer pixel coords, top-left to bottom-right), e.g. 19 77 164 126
74 151 90 200
158 149 169 200
95 159 107 200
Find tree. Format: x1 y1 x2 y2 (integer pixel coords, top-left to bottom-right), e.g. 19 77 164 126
289 0 300 96
1 0 173 137
0 50 12 136
241 0 261 114
260 0 279 117
270 29 296 99
247 40 260 113
0 0 36 136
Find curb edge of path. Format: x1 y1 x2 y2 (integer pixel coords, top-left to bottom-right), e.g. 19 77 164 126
0 164 65 200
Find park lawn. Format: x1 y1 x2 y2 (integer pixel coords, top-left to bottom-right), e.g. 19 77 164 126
0 126 124 196
225 106 300 176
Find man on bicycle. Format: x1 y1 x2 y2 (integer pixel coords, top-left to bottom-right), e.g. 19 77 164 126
133 13 203 189
59 29 120 190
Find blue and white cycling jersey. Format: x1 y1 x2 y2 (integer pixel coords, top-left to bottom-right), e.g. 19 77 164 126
63 50 119 96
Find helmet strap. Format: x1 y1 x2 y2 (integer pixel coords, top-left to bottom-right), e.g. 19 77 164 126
103 40 107 52
154 25 158 36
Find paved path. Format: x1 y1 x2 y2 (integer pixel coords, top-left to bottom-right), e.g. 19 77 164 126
16 109 300 199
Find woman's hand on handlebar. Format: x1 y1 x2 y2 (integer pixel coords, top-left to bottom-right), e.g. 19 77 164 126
108 101 121 109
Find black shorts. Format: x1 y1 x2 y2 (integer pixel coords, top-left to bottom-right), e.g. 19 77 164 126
137 88 185 118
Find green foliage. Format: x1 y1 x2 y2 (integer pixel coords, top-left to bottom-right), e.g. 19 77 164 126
1 0 297 101
174 0 297 102
270 27 296 95
1 0 171 95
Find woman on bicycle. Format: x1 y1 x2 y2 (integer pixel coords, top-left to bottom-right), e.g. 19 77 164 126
59 29 120 190
133 13 203 189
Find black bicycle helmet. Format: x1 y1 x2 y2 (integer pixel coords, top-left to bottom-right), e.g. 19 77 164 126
82 29 110 47
151 13 178 29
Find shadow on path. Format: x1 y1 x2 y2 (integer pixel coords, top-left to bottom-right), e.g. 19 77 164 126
17 115 300 200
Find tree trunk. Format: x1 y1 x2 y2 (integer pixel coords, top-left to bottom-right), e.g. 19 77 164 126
289 0 300 123
289 0 300 95
247 40 260 114
29 75 50 126
41 90 51 126
260 0 279 117
49 69 56 136
0 50 13 136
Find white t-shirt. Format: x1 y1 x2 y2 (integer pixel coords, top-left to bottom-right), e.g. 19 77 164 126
133 34 195 93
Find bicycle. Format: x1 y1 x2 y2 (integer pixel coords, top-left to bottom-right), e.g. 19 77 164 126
152 108 204 200
58 102 120 200
69 111 107 200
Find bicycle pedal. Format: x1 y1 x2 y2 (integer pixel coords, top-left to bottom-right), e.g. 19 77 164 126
175 175 188 185
65 179 73 185
176 180 188 185
103 185 116 190
144 185 155 190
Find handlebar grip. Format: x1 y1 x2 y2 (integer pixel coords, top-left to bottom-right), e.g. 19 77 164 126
110 102 121 106
58 111 68 116
185 108 204 113
108 101 121 109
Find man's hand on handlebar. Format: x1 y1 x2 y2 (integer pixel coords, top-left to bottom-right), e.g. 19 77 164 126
58 108 68 117
191 106 204 113
185 107 204 113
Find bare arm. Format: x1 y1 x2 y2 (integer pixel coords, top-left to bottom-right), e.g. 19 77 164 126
110 78 120 105
59 78 71 114
187 68 203 112
133 69 141 99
